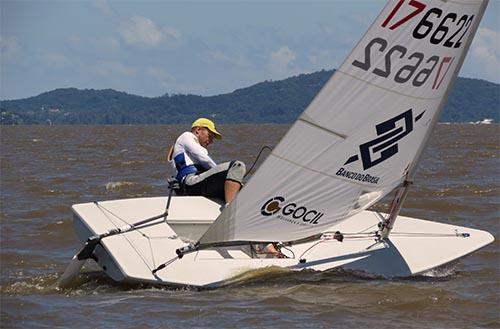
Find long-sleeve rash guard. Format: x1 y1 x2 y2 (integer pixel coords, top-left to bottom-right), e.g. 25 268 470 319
171 131 216 180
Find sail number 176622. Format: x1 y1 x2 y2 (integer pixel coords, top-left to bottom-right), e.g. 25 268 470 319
382 0 475 49
350 1 476 89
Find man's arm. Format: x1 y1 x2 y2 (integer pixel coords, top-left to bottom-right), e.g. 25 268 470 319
183 134 217 169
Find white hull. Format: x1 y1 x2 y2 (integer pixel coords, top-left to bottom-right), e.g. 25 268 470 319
71 196 493 287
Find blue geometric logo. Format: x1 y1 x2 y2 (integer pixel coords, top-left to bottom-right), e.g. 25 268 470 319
344 109 425 170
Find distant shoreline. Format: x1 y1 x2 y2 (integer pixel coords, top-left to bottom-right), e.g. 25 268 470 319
1 70 498 125
0 122 494 127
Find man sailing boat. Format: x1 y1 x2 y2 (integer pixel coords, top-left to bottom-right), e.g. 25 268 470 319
169 118 245 205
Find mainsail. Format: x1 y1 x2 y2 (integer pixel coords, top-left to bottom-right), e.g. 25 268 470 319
199 0 489 245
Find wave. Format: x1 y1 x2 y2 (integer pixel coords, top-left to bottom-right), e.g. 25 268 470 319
420 261 458 278
105 181 137 191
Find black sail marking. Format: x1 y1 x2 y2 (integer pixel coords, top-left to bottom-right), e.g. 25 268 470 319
415 110 426 122
344 155 359 165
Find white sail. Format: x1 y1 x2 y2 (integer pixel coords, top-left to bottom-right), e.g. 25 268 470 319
200 0 489 245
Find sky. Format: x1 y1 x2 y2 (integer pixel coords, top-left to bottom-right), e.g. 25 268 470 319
1 0 499 100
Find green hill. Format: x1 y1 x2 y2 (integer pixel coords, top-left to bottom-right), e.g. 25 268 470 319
1 70 498 124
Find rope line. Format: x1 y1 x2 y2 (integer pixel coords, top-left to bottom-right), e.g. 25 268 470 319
298 228 469 261
244 145 273 178
93 202 168 272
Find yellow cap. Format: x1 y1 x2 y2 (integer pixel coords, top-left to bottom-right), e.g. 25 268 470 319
191 118 222 139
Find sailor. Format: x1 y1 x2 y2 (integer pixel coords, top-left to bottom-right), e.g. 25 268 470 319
169 118 246 205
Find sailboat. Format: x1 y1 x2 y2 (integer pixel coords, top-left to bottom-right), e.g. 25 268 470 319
60 0 494 287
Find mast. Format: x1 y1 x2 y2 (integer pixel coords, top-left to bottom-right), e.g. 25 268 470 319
378 0 490 240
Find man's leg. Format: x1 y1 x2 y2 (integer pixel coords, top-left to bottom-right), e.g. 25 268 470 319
184 161 246 203
224 180 241 204
224 161 246 204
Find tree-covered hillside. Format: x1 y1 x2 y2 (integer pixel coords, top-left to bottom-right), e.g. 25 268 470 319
1 70 498 124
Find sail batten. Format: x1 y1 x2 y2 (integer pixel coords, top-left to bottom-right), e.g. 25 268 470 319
199 0 489 246
335 69 444 100
297 118 348 139
269 152 387 189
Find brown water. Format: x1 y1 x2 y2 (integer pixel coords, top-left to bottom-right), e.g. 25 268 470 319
1 124 498 328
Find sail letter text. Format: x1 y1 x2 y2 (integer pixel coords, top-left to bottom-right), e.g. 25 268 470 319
261 197 324 225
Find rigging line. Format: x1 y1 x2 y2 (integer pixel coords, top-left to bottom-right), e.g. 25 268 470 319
388 232 470 238
322 233 377 241
298 118 348 139
298 230 381 260
93 202 159 271
94 202 163 242
244 145 273 178
94 202 130 225
280 245 295 259
334 70 444 101
147 237 156 269
358 223 380 234
322 230 379 237
94 202 164 235
298 240 323 261
152 256 179 275
139 235 177 240
340 236 379 240
321 230 467 238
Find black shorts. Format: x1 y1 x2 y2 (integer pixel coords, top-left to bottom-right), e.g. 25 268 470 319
183 161 245 200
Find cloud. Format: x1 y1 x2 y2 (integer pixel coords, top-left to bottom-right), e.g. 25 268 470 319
471 27 500 82
146 67 173 81
270 46 296 68
0 36 21 61
163 27 181 40
307 49 344 71
93 0 112 16
93 36 121 53
204 50 248 67
42 51 72 68
118 16 181 48
90 61 137 77
67 35 121 55
262 46 302 81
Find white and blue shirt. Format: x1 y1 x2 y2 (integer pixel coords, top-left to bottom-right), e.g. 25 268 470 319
170 131 217 181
